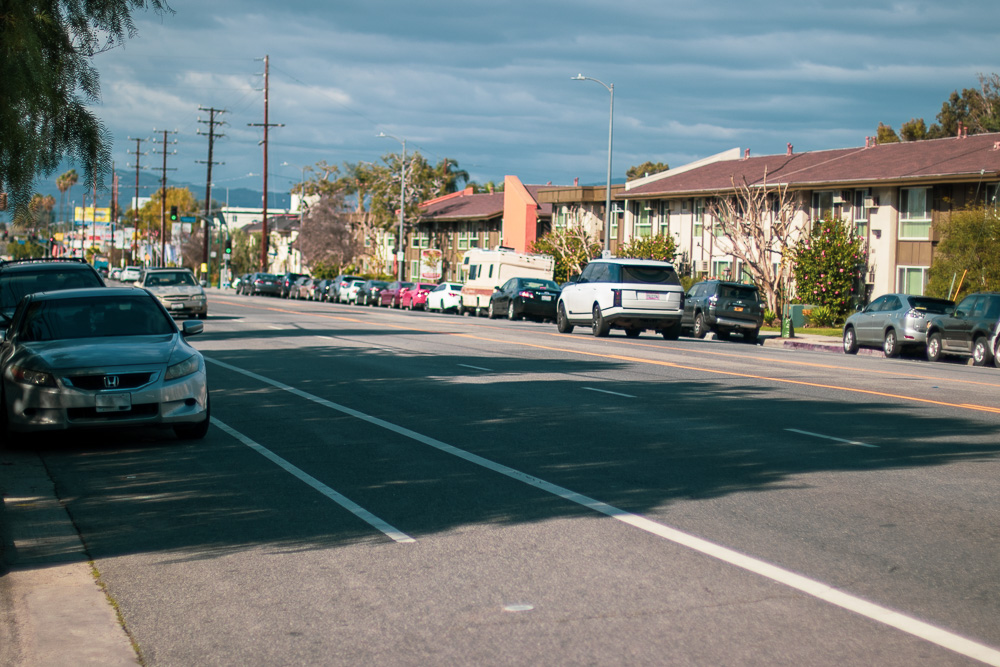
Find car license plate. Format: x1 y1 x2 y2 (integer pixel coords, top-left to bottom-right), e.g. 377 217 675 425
645 292 661 300
734 306 744 312
96 393 132 413
171 303 185 310
541 295 552 301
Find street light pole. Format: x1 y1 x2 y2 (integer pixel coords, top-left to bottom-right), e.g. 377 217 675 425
377 132 406 282
572 74 614 256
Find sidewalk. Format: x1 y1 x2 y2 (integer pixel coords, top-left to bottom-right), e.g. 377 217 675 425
0 450 138 666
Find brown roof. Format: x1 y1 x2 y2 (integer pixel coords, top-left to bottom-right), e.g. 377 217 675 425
419 190 504 222
623 133 1000 198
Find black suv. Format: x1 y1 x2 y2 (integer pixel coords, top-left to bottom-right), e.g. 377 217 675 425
681 279 764 343
278 272 308 299
925 291 1000 365
0 258 106 325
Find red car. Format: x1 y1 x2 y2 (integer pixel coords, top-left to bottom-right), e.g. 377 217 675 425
399 283 438 310
377 281 413 308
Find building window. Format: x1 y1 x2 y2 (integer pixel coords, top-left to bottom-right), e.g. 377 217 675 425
712 259 732 280
899 187 931 240
811 190 836 222
555 206 568 229
636 202 653 238
897 266 929 295
610 203 622 242
853 189 870 238
694 198 705 237
458 229 469 250
987 184 1000 209
659 201 670 236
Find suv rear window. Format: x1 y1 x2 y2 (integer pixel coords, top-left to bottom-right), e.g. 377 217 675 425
618 264 681 286
907 296 952 314
1 269 104 312
720 285 759 301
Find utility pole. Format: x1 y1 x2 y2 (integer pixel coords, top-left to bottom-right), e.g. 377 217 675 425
248 55 283 272
197 106 226 278
151 130 177 266
127 137 147 262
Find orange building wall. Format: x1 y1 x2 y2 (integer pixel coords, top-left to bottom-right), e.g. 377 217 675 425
502 175 539 253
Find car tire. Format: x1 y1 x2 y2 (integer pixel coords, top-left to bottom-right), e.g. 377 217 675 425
174 393 210 440
717 329 731 341
843 327 859 354
661 322 681 340
556 303 574 334
744 328 759 344
995 339 1000 368
488 301 498 319
507 302 519 321
972 336 993 367
625 328 641 338
692 313 707 339
926 332 943 362
592 305 610 337
884 329 901 358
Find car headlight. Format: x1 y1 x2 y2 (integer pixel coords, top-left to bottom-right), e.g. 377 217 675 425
11 366 57 387
165 354 202 380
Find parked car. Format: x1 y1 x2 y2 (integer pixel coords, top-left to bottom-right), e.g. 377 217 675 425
356 280 389 306
135 267 208 319
426 282 464 313
990 319 1000 368
333 274 364 303
290 276 312 300
488 277 561 321
0 258 106 326
312 279 333 302
556 259 685 339
0 287 210 441
843 293 954 357
109 267 122 281
278 272 308 299
681 280 764 343
925 291 1000 365
345 280 366 304
378 281 414 308
247 272 281 297
231 273 248 293
399 283 438 311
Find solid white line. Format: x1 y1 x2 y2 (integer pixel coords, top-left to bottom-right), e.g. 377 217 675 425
582 387 636 398
206 357 1000 665
785 428 879 448
210 416 415 544
457 363 493 372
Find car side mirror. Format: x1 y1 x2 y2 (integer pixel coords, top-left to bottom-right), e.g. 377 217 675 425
199 279 208 287
182 320 204 336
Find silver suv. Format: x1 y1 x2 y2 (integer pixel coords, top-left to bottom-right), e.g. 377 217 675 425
556 258 685 339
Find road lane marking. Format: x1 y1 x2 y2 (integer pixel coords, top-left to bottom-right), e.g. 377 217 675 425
458 363 493 372
210 417 415 544
206 357 1000 665
582 387 636 398
785 428 879 448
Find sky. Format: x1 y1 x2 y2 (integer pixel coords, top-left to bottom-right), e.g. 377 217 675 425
63 0 1000 204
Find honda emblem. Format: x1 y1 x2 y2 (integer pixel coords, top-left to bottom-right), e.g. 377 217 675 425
103 375 120 389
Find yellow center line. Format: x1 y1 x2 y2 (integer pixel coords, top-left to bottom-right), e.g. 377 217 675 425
212 297 1000 413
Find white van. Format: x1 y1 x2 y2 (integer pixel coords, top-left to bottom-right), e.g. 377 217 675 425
460 248 555 316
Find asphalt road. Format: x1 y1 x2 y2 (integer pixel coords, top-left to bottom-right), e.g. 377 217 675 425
18 291 1000 665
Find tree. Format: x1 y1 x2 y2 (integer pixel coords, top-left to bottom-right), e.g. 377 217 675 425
295 190 362 271
617 234 676 262
0 1 170 216
436 158 469 194
706 173 802 316
529 226 602 283
792 216 868 322
126 187 197 243
899 118 928 142
876 122 900 144
228 227 260 277
875 73 1000 141
56 169 78 230
925 206 1000 302
626 162 669 181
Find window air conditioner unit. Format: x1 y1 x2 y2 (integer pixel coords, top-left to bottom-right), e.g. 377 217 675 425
698 261 710 272
833 193 846 204
863 195 879 209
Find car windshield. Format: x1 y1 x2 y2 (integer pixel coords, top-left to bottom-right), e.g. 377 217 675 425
619 265 682 286
907 297 953 314
719 285 759 301
522 280 559 290
1 269 104 312
19 295 175 341
144 272 197 287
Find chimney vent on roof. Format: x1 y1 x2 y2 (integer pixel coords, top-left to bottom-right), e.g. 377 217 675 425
743 148 750 160
994 141 1000 151
574 177 579 186
787 143 793 155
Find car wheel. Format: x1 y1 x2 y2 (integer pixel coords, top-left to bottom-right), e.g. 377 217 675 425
625 328 641 338
174 393 210 440
744 328 759 344
692 313 707 339
972 336 993 366
592 305 610 337
488 301 498 319
995 339 1000 368
556 303 574 334
926 332 943 362
884 329 901 358
661 322 681 340
507 302 520 321
843 327 859 354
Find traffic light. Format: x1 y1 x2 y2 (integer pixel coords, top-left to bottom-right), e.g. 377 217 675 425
169 206 178 222
224 238 232 255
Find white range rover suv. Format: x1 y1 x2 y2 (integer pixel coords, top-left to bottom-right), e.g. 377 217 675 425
556 258 685 339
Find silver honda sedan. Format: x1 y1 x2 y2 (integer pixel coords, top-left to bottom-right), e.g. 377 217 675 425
0 287 209 440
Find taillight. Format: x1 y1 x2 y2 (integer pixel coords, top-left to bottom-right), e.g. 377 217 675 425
518 290 534 299
612 289 622 308
905 308 925 320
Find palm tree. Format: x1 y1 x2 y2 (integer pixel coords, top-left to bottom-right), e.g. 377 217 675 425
57 169 79 231
436 158 469 195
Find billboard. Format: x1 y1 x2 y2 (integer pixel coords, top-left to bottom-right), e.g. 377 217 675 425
420 249 442 281
74 206 112 223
